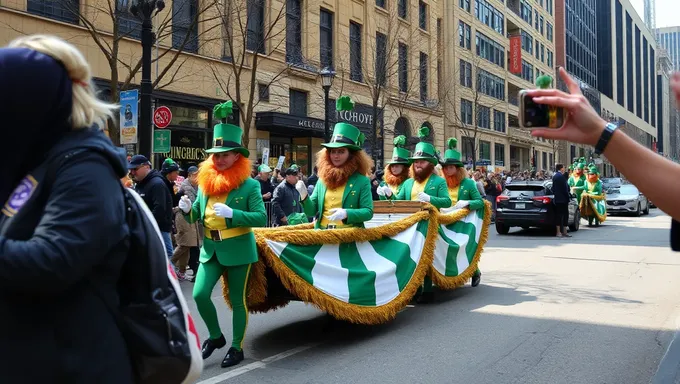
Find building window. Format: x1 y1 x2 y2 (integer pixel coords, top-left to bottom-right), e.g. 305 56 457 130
542 151 548 169
459 21 471 50
616 0 624 105
289 89 308 116
461 99 473 124
626 12 633 113
547 22 553 42
376 32 387 86
419 1 427 30
117 0 141 39
549 153 554 168
460 0 470 12
570 145 576 162
246 0 265 53
535 38 540 59
398 0 408 19
27 0 79 24
643 38 649 123
635 26 642 119
651 46 656 128
398 43 408 92
474 0 504 35
319 9 333 69
476 31 505 68
521 30 533 54
494 143 505 166
539 16 544 35
520 0 533 25
349 21 363 82
376 0 386 8
479 140 491 161
540 44 545 63
493 109 505 132
172 0 198 53
420 52 428 102
477 106 490 129
521 60 534 83
477 69 505 100
547 50 553 68
547 0 552 15
459 59 472 88
258 83 270 102
534 10 539 30
286 0 303 65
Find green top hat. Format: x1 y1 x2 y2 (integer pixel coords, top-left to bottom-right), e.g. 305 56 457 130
386 135 411 165
536 74 553 89
408 126 438 165
442 138 464 166
322 96 365 151
587 163 600 175
206 101 250 157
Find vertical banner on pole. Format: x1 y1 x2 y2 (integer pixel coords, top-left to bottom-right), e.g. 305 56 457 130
509 35 522 75
120 89 139 144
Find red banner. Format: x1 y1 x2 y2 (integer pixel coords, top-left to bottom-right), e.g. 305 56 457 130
509 35 522 75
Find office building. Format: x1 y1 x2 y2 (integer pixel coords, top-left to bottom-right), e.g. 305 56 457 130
656 26 680 70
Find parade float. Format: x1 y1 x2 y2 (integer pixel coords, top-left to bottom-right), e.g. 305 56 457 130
218 200 491 325
579 163 607 226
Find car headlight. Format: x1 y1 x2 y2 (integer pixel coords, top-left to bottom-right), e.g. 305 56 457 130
625 199 636 203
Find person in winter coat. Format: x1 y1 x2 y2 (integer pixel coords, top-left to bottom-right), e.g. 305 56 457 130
0 35 133 383
129 154 174 259
271 166 305 226
161 157 181 206
172 166 202 281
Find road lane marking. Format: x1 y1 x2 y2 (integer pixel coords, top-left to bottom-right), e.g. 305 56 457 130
196 343 321 384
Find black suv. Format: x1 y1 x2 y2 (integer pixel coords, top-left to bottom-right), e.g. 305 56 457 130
495 181 580 234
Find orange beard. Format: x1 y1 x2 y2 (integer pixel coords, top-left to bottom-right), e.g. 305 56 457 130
410 162 435 182
444 167 467 188
316 148 373 189
383 164 409 187
197 154 252 196
587 174 599 183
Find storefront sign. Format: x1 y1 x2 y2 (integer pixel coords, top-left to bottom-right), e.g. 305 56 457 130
509 35 522 75
153 130 171 153
163 146 207 161
119 89 138 144
494 160 505 166
298 119 324 130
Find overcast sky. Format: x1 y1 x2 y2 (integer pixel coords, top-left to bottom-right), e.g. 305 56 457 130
630 0 680 28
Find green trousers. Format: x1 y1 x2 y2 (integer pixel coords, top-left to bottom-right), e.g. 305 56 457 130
192 256 251 350
423 268 481 292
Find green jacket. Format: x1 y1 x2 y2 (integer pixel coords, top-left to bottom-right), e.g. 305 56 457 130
568 175 586 203
395 174 452 210
184 178 266 266
302 172 374 229
453 178 486 211
585 179 603 195
378 180 406 201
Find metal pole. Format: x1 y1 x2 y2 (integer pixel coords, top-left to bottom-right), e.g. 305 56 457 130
139 2 154 159
323 86 330 142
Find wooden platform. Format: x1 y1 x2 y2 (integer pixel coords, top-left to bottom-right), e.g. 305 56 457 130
372 200 425 214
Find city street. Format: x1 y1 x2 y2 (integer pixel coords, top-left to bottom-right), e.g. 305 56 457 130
183 209 680 384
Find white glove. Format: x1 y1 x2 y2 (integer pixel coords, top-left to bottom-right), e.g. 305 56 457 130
416 192 431 203
326 208 348 222
376 185 386 196
383 186 393 197
178 195 191 213
453 200 470 209
295 180 308 200
213 203 233 218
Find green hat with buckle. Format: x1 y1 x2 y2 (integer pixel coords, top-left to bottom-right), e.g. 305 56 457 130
408 126 438 165
322 96 365 151
587 163 599 175
386 135 411 165
442 138 464 166
206 100 250 157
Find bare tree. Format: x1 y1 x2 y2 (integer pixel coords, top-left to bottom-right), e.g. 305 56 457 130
443 54 505 168
208 0 290 149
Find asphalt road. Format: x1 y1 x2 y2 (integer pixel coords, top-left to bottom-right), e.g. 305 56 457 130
182 209 680 384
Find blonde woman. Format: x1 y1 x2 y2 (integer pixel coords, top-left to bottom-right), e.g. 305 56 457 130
0 35 134 382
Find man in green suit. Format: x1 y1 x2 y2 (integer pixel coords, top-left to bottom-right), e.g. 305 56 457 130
377 135 411 200
178 101 266 368
299 96 374 229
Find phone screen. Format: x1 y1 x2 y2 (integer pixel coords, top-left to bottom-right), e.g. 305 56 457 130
521 93 564 129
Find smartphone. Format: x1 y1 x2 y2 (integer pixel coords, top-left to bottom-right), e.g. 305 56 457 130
519 90 565 129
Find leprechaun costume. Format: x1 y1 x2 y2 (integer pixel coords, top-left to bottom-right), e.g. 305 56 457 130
440 137 484 287
568 157 587 205
181 101 267 368
301 96 374 229
581 163 607 226
394 127 452 210
378 135 411 200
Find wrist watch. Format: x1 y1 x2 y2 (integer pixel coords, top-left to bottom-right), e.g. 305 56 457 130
594 122 618 155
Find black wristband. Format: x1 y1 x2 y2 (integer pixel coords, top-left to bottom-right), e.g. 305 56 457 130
594 123 618 155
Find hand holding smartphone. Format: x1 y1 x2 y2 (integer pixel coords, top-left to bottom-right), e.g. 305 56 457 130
519 89 566 129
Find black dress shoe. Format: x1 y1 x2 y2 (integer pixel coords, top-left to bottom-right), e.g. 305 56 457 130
201 335 227 359
417 291 434 304
221 347 245 368
471 271 482 287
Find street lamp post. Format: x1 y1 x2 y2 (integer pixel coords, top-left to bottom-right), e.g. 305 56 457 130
320 67 336 143
130 0 165 159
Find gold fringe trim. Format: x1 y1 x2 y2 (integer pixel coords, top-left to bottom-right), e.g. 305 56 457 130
579 193 607 223
429 200 492 290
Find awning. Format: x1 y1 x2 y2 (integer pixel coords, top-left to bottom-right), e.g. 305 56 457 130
255 112 326 138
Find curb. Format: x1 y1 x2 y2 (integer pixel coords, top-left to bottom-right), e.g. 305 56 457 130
652 323 680 384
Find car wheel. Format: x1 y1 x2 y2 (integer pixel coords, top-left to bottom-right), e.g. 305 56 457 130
569 210 580 232
495 222 510 235
635 203 641 217
643 201 650 215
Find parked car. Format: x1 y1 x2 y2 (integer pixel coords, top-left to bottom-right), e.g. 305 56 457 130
602 177 623 190
495 181 580 235
606 184 649 216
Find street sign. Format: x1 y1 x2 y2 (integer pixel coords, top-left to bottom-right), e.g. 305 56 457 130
154 106 173 129
154 130 171 153
119 89 138 144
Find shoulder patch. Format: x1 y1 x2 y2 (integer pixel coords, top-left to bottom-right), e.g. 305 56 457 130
2 175 38 217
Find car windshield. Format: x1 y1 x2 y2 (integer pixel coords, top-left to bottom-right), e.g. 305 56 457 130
504 185 547 197
609 185 638 195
